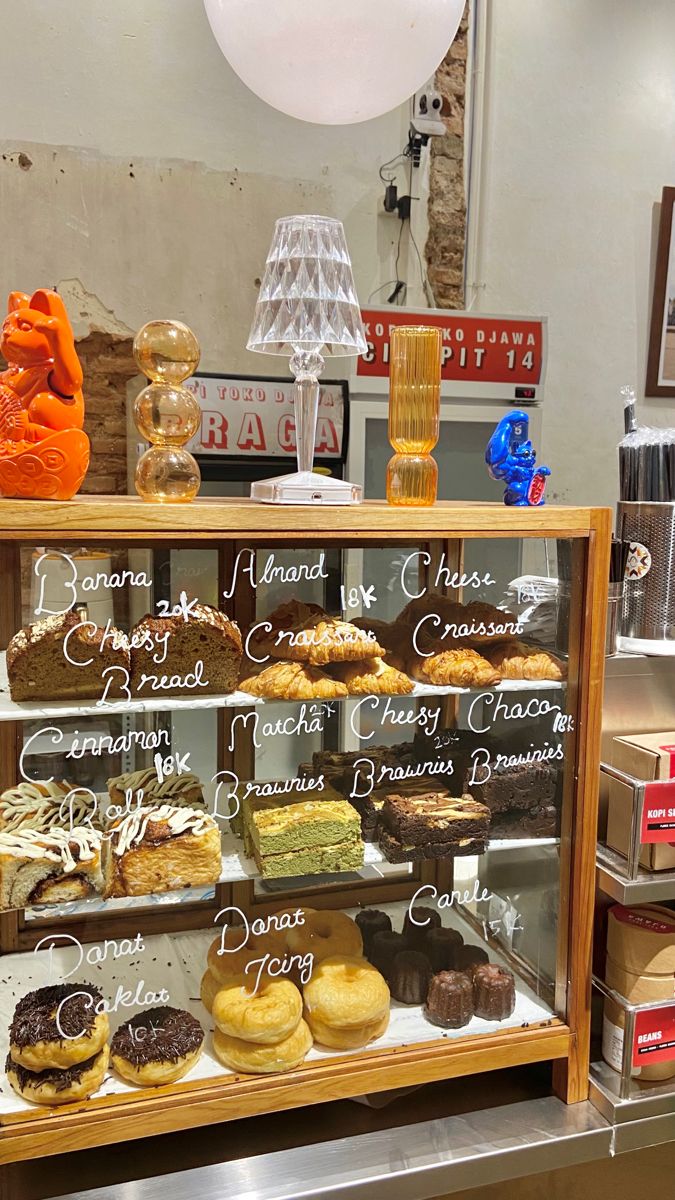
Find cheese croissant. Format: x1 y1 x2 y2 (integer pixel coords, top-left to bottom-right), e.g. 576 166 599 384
484 641 566 682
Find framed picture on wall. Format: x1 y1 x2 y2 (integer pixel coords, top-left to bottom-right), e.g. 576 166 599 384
646 186 675 397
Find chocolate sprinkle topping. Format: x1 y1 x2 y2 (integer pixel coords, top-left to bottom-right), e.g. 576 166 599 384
10 984 103 1048
111 1006 203 1067
6 1050 102 1093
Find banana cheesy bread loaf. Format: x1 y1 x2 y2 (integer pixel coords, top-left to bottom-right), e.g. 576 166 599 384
130 603 242 697
7 610 129 703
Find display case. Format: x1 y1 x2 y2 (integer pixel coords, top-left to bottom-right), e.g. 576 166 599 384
0 497 610 1164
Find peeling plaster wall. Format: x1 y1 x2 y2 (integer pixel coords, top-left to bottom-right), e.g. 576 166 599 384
0 0 420 494
0 0 412 371
0 141 334 373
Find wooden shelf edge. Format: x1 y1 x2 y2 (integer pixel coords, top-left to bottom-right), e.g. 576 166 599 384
0 495 607 536
0 1024 570 1164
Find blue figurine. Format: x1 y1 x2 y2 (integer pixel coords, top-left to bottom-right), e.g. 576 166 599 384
485 411 550 506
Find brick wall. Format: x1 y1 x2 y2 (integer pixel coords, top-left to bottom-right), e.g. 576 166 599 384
425 10 469 309
77 331 136 496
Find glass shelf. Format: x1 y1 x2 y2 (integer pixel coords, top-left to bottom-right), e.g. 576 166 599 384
0 652 565 723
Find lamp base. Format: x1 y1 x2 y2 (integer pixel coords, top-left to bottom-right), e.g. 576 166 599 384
250 470 362 506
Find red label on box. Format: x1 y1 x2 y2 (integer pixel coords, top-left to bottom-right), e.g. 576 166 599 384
633 1004 675 1067
357 308 544 385
641 781 675 843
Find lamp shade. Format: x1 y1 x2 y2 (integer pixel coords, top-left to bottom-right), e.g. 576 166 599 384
203 0 465 126
247 215 367 357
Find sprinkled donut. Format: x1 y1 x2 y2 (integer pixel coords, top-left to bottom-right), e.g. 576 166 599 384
9 983 109 1071
110 1006 204 1087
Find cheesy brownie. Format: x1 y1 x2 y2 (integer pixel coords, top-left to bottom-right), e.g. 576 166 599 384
379 829 488 863
380 791 490 847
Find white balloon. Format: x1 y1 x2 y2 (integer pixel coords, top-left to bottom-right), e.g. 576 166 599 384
203 0 465 125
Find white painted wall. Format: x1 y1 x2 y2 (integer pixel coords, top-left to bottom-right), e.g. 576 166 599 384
473 0 675 509
0 0 417 368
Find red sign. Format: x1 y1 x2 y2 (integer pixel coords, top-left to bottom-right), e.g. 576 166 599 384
184 374 346 459
640 780 675 843
357 308 545 385
633 1004 675 1067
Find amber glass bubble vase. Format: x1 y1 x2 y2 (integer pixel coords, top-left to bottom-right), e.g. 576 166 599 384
133 320 202 502
386 326 442 506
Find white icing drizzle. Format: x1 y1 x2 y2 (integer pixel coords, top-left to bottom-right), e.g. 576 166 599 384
0 826 100 869
107 769 202 801
110 805 216 856
0 781 97 833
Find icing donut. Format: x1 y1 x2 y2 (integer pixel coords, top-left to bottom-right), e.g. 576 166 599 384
207 928 280 986
9 984 109 1071
303 955 390 1031
287 911 362 963
6 1045 109 1106
212 977 302 1044
213 1019 312 1075
307 1009 389 1050
200 969 221 1015
110 1006 204 1087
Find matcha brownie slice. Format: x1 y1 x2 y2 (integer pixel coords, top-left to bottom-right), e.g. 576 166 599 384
254 837 364 878
249 798 361 857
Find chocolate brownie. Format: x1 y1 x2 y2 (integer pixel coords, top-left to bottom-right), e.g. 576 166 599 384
349 778 451 842
379 828 488 863
380 792 490 846
464 761 557 815
489 804 558 838
310 745 415 795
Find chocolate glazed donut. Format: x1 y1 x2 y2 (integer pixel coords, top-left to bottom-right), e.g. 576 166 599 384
9 983 109 1071
111 1006 204 1087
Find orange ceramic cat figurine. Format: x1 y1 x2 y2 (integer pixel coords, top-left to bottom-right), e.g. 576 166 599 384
0 289 89 500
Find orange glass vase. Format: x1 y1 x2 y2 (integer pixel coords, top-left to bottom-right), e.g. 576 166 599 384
386 326 441 506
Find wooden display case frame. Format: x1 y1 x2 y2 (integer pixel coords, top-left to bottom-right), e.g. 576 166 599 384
0 497 610 1164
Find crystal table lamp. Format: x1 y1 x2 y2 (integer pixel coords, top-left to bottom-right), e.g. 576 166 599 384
247 214 367 505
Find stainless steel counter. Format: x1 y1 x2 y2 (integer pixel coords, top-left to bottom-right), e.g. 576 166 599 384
51 1097 610 1200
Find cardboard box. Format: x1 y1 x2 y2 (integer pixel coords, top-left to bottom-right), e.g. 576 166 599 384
607 732 675 871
